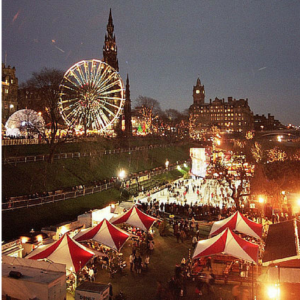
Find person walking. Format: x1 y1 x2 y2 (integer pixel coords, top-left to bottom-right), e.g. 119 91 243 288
192 235 198 249
180 229 186 243
149 240 154 253
129 253 135 272
206 257 212 271
145 255 150 270
232 283 241 300
136 255 142 274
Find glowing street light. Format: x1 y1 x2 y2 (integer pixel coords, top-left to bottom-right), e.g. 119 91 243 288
259 197 264 203
267 284 280 299
118 169 126 180
165 159 169 169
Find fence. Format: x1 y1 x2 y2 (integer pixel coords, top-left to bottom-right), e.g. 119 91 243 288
2 183 114 211
2 138 41 146
2 162 190 211
2 144 171 165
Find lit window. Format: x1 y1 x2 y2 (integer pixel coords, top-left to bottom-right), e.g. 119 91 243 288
5 89 8 94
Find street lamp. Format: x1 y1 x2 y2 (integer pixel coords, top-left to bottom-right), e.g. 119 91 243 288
267 284 280 299
118 169 126 180
165 159 169 169
118 169 126 198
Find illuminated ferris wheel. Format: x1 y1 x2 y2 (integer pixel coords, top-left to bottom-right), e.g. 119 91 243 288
58 59 125 132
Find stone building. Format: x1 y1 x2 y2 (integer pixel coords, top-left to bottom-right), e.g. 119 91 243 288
2 63 18 124
189 78 254 134
254 113 284 131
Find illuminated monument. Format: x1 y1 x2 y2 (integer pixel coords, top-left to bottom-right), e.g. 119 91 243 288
190 148 210 178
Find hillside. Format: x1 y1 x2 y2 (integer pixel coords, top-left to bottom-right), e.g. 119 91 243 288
2 140 191 198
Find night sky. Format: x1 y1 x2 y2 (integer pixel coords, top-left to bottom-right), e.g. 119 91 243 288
2 0 300 126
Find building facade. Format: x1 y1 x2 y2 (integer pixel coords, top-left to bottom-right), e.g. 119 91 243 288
189 78 254 134
2 64 18 124
254 113 284 131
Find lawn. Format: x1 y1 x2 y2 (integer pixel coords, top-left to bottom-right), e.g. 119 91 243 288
2 189 120 242
2 167 188 242
3 144 191 197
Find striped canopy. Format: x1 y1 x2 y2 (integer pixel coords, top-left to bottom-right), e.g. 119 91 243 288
111 206 157 232
210 211 262 240
193 228 259 264
74 219 130 251
26 234 94 273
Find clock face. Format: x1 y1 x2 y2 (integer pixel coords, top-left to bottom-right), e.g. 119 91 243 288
196 90 200 94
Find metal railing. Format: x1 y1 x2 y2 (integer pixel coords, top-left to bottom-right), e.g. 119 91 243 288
2 161 190 211
2 183 113 211
2 138 41 146
3 144 171 165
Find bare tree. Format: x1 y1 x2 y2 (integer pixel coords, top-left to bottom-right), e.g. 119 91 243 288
224 159 250 210
19 68 72 163
165 109 181 121
135 96 162 116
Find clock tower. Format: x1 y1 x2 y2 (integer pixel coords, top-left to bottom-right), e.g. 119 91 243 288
193 77 205 105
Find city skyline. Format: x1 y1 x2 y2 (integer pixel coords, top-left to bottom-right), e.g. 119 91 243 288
2 0 300 126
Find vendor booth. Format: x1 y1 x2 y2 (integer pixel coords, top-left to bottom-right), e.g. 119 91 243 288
74 218 130 252
75 282 110 300
111 206 158 232
2 256 66 300
193 228 259 264
209 211 262 240
26 233 94 273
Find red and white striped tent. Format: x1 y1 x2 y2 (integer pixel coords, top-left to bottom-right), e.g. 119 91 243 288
209 211 263 240
111 206 158 232
74 219 130 252
193 228 259 264
26 234 94 273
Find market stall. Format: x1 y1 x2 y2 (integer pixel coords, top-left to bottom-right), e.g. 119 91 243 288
111 206 158 232
25 233 94 273
193 228 259 264
209 211 262 240
74 219 130 252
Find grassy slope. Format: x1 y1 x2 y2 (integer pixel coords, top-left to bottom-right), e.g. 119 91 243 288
3 144 190 197
2 167 189 243
2 189 120 242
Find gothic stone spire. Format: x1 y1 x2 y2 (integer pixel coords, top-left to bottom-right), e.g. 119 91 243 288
103 9 119 71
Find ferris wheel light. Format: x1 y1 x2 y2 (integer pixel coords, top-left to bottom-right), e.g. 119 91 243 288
59 59 125 133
